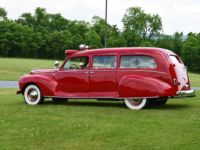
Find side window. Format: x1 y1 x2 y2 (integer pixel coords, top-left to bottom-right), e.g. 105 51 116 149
93 56 116 69
64 56 89 70
170 55 183 64
120 55 157 69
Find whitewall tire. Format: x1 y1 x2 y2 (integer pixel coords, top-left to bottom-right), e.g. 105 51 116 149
24 84 44 105
124 98 148 110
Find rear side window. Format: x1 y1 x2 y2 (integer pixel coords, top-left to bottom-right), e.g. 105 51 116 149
120 55 157 68
170 55 182 64
93 56 116 69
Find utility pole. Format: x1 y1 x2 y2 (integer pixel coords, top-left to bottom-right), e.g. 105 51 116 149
104 0 108 48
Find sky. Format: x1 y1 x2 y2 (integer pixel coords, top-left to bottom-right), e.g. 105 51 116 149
0 0 200 34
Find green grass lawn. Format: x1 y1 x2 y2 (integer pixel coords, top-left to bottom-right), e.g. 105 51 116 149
0 57 62 81
0 58 200 87
0 88 199 149
188 72 200 87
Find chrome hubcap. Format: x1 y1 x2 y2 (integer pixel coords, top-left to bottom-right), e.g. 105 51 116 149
28 89 38 102
128 99 143 106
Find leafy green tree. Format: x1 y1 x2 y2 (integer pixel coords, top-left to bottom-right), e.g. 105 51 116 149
173 32 184 55
85 29 102 48
0 7 7 20
69 20 90 49
122 7 162 46
155 35 174 50
108 25 127 47
45 30 73 59
17 13 35 27
92 16 126 47
48 13 70 32
92 16 107 45
182 33 200 72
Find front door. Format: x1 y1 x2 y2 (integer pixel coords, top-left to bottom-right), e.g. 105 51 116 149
56 56 89 98
89 55 117 98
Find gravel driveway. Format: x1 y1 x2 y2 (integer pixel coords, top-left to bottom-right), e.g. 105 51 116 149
0 81 19 88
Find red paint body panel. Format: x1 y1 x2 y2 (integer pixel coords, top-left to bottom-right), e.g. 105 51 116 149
56 70 89 97
118 75 174 98
89 69 117 98
18 47 194 99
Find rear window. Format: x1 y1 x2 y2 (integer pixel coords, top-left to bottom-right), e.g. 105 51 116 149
120 55 157 69
170 55 182 64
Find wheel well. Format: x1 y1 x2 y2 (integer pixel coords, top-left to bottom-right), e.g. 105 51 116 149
22 82 39 94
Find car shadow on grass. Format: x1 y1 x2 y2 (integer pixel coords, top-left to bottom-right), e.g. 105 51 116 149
44 100 125 108
149 103 190 110
43 100 189 110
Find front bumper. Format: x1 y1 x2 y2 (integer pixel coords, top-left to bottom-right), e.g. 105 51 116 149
176 90 195 97
16 90 22 94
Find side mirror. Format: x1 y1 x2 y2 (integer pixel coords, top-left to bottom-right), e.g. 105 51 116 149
54 61 60 69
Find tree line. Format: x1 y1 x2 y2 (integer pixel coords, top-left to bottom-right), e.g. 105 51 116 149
0 7 200 72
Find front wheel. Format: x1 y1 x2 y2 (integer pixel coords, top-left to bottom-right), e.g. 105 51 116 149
24 84 44 105
124 98 149 110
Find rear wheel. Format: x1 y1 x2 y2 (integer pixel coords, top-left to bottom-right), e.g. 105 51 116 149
24 84 44 105
124 98 149 110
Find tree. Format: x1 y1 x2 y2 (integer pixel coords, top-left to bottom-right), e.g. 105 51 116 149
155 35 174 50
108 25 127 47
91 16 106 46
182 33 200 72
0 7 7 20
122 7 162 46
45 30 73 59
17 13 35 27
85 29 102 48
173 32 183 55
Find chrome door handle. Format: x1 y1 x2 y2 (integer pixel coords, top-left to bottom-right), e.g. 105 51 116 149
84 71 89 74
90 71 94 74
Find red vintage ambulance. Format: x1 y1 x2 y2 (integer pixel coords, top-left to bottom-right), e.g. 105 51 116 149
17 47 195 110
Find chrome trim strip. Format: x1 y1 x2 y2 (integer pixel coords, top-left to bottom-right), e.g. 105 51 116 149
118 70 167 74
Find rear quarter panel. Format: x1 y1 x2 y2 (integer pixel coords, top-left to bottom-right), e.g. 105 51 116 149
118 74 174 98
117 50 176 98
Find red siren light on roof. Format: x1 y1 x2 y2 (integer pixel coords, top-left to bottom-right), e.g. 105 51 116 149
65 50 78 57
79 44 90 51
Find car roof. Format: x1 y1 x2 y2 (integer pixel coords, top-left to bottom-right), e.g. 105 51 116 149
68 47 176 57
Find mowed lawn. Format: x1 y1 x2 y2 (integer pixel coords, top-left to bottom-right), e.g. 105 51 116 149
0 58 200 149
0 57 62 81
0 57 200 87
0 89 199 150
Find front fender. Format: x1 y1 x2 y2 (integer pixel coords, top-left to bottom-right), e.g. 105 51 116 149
118 75 174 98
19 74 57 96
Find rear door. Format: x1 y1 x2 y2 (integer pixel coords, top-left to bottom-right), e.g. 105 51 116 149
89 55 118 98
170 55 189 90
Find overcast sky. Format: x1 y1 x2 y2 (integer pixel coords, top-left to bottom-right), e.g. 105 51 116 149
0 0 200 34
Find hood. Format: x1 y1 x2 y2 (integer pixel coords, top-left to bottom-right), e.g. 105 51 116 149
30 68 59 74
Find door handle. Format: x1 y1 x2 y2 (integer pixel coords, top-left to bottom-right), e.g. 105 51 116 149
84 71 89 74
90 71 94 74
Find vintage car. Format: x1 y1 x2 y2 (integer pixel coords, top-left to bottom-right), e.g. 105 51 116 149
17 47 195 110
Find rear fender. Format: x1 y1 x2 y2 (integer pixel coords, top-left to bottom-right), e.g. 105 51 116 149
118 75 174 98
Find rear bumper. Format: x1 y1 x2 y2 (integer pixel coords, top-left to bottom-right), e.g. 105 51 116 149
176 90 195 97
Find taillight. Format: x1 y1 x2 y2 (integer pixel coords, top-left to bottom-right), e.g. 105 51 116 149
173 78 180 85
